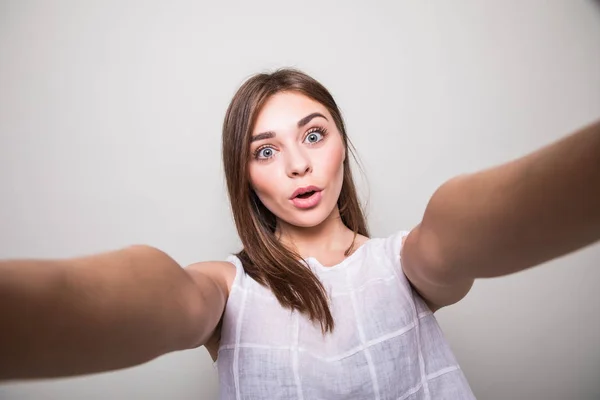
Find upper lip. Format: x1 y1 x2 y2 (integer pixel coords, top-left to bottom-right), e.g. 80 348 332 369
290 185 322 199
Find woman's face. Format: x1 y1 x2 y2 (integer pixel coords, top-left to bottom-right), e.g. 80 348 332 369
248 91 346 229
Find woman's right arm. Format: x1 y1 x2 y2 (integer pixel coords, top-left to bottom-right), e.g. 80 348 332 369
0 245 227 381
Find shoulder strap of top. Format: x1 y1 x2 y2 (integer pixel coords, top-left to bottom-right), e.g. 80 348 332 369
225 254 246 290
381 230 413 293
383 230 411 263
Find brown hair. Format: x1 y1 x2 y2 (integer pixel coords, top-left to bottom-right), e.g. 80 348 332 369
222 68 369 334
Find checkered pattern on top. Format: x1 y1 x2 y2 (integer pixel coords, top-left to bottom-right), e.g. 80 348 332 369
213 231 476 400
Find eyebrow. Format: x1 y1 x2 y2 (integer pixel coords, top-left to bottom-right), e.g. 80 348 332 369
251 112 328 143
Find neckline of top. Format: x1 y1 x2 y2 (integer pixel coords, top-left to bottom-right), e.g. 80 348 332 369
304 237 376 272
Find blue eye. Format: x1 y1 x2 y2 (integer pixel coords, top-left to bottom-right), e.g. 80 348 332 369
304 130 325 144
255 146 277 160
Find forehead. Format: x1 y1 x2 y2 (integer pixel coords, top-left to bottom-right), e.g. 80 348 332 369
253 91 330 133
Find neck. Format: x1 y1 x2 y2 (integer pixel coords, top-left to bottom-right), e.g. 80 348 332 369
275 207 356 259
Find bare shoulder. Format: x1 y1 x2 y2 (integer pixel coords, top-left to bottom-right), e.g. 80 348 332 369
400 227 474 313
185 260 237 298
184 260 237 360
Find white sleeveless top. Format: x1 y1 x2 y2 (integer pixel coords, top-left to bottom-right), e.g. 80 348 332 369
213 230 476 399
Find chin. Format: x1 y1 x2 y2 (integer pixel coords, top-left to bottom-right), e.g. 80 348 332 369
282 207 335 229
288 217 326 229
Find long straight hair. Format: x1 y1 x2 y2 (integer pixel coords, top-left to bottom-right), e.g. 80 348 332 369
222 68 369 334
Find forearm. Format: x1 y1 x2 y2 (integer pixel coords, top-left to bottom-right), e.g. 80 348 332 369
0 245 203 381
421 119 600 279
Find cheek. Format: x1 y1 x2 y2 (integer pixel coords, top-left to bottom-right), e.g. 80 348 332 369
248 163 281 202
318 141 345 181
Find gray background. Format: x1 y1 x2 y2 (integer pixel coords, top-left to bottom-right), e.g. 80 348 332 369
1 0 599 399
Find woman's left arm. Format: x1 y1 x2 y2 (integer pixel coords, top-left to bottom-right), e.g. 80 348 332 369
402 119 600 311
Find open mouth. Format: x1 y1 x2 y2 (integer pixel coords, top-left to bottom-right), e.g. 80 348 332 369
290 188 323 209
295 191 316 199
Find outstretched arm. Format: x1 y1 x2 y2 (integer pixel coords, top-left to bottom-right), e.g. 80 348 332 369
0 246 225 381
402 119 600 310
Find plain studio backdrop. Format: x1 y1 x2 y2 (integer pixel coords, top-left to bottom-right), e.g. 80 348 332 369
1 1 599 399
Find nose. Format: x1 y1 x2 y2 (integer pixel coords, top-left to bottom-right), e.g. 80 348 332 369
286 146 312 178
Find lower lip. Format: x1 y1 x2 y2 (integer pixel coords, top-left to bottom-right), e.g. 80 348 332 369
291 190 323 209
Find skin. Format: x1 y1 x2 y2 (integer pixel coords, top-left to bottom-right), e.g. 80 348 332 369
248 91 369 266
1 91 598 380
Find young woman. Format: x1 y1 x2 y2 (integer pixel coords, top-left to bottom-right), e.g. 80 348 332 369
1 69 599 399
